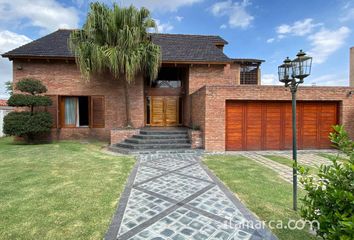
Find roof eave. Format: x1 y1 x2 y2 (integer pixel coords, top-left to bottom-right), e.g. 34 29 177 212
2 55 232 64
2 55 75 60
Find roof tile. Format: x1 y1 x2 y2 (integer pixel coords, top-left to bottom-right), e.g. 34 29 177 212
2 30 231 63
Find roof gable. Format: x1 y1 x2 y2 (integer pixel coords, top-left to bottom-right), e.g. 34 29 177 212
2 30 231 63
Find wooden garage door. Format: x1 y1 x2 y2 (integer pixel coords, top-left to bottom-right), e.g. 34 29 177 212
226 101 338 150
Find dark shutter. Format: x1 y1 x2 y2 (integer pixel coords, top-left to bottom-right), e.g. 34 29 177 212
91 96 105 128
46 95 58 128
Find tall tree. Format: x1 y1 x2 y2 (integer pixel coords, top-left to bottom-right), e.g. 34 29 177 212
69 2 161 127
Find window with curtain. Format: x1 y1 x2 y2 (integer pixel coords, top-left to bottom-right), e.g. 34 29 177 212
65 97 77 126
59 96 104 128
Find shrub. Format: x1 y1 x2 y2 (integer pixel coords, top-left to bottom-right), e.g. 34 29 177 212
4 112 52 137
15 78 47 95
3 78 53 143
299 125 354 239
7 94 52 107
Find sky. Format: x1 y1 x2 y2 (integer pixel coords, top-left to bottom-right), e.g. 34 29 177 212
0 0 353 98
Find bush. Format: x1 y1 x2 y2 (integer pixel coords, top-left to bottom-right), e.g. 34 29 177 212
3 78 53 143
7 94 52 107
299 125 354 239
15 78 47 95
3 112 52 137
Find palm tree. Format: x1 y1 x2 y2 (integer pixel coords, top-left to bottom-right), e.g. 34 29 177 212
69 2 161 127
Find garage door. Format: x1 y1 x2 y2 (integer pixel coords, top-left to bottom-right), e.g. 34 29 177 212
226 101 338 150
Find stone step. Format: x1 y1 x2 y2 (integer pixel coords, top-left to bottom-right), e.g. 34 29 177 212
108 145 201 155
116 142 191 150
125 138 190 144
140 130 188 135
133 134 189 140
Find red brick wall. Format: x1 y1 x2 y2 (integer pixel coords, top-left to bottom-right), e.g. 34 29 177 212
188 63 240 94
191 85 354 151
13 59 145 140
184 63 240 126
188 129 203 149
111 129 140 145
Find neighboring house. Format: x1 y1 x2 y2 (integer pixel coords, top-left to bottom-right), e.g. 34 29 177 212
0 100 13 137
2 29 354 151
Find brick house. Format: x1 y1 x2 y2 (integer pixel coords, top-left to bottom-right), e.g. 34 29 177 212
2 30 354 151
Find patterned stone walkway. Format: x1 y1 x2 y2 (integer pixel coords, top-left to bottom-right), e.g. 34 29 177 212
105 153 276 240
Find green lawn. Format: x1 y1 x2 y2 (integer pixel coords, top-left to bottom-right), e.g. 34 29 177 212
204 155 317 240
263 155 294 168
0 137 135 240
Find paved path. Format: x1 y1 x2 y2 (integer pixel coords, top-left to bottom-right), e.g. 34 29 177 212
240 153 294 184
225 150 335 184
258 151 331 168
105 153 276 240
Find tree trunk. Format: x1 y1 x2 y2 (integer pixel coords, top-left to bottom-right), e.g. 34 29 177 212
124 80 132 127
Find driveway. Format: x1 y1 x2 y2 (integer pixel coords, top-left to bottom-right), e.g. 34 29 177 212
105 153 276 240
224 150 339 183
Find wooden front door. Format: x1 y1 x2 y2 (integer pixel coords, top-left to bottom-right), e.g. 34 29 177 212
151 96 179 126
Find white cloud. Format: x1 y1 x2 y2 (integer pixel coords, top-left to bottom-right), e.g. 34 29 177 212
0 0 79 33
175 16 184 22
154 19 174 33
210 0 254 29
261 74 281 85
308 26 351 64
121 0 203 12
307 74 348 86
340 8 354 22
266 38 274 43
220 24 227 29
0 30 32 97
339 1 354 22
276 18 320 38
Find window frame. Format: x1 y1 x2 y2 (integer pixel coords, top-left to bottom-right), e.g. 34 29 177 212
59 95 92 128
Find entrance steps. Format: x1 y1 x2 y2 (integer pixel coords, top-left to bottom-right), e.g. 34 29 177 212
109 128 194 154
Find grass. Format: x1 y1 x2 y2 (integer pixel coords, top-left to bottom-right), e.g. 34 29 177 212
0 137 135 240
204 155 317 240
263 155 294 168
263 155 318 174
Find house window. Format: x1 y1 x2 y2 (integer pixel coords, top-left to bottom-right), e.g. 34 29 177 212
63 96 90 127
56 95 105 128
240 65 258 85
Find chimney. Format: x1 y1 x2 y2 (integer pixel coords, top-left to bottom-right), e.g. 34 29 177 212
350 47 354 87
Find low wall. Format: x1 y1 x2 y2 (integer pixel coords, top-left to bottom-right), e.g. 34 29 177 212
110 128 140 145
188 129 203 149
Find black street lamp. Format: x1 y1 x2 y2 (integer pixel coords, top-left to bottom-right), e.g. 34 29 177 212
278 50 312 211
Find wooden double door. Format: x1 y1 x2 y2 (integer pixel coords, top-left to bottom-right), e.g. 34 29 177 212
150 96 179 126
226 101 338 150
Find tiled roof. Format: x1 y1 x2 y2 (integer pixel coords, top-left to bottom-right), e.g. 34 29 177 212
150 33 230 63
2 30 231 63
0 99 8 106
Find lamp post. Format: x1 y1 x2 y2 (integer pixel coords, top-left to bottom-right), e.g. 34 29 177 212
278 50 312 211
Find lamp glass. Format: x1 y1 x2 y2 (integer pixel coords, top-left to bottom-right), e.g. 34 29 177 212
278 58 292 84
292 51 312 79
